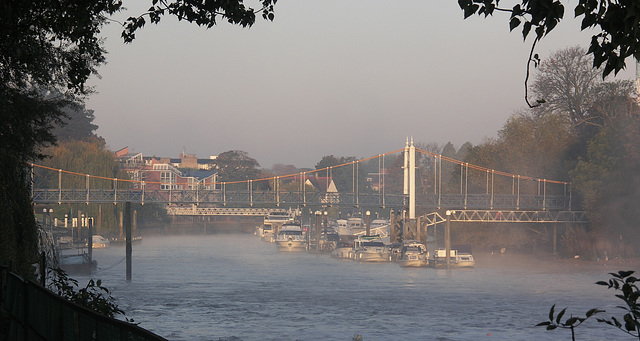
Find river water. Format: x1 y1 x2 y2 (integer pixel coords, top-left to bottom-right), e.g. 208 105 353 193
74 233 629 340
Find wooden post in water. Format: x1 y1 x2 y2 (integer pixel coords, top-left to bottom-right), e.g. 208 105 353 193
553 223 557 255
445 210 451 268
88 217 93 261
133 209 137 238
389 210 396 243
365 211 371 236
97 204 102 233
323 211 328 243
125 202 132 281
315 211 321 251
76 209 82 243
402 210 408 242
119 209 124 240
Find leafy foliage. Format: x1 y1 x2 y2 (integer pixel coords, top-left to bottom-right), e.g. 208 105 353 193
466 110 576 194
596 271 640 338
458 0 640 78
531 46 636 131
215 150 261 182
538 271 640 340
48 268 127 319
570 116 640 254
51 102 100 142
0 0 279 277
466 45 640 257
36 138 133 236
121 0 277 42
536 304 604 340
315 155 368 193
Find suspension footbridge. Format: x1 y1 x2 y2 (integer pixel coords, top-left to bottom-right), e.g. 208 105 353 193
31 139 583 224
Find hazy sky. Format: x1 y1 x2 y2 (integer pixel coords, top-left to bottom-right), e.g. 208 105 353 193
86 0 634 169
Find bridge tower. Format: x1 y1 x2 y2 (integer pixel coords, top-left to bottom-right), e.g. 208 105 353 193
403 137 416 220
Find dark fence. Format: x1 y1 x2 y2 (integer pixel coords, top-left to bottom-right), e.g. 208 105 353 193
0 266 166 341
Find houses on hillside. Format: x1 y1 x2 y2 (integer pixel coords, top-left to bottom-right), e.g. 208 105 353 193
114 147 389 196
115 147 217 191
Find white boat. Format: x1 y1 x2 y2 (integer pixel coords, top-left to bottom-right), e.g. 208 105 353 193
350 235 390 262
331 235 357 259
336 218 390 240
275 223 306 251
371 219 389 229
57 246 97 273
335 219 349 235
262 211 294 242
261 224 275 242
264 211 294 226
347 217 364 232
397 240 429 267
363 219 390 239
432 249 475 268
91 235 110 249
336 217 365 236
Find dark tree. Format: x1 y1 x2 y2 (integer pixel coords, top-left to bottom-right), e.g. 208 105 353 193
51 103 100 142
215 150 261 182
315 155 367 193
0 0 277 278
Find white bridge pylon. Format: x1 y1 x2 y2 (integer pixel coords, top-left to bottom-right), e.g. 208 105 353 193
403 137 416 220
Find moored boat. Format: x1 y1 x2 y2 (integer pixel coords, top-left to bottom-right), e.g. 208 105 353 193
432 249 475 268
109 235 143 245
350 235 390 262
262 211 294 242
57 246 97 273
275 222 306 251
397 240 429 267
331 235 356 259
335 219 349 235
91 235 110 249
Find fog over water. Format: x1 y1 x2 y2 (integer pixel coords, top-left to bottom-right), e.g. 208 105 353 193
77 233 629 340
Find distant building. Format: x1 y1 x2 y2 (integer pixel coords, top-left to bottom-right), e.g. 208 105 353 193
366 170 387 192
303 175 339 204
116 148 217 190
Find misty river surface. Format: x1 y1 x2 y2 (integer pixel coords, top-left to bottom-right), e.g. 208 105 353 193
76 233 624 340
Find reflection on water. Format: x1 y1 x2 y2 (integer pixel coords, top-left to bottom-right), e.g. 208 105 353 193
75 234 621 340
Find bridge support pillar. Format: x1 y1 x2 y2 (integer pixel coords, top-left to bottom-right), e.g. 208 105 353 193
125 202 132 281
88 217 93 262
389 210 397 243
119 209 123 240
403 137 416 220
402 210 408 242
365 211 371 236
553 223 557 255
315 211 321 251
445 210 451 268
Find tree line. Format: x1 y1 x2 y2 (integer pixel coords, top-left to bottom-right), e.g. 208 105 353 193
464 46 640 258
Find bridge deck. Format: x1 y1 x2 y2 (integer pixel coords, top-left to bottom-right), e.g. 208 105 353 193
32 189 570 211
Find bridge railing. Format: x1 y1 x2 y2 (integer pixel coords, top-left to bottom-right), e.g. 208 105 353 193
32 189 572 210
31 189 409 207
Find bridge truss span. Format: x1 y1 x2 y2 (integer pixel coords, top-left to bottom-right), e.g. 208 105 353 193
166 206 288 216
448 210 588 223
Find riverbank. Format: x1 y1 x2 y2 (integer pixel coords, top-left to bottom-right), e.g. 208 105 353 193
474 251 640 274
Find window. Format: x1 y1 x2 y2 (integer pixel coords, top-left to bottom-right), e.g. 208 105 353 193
161 171 176 190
